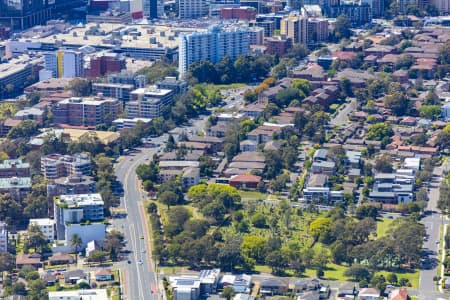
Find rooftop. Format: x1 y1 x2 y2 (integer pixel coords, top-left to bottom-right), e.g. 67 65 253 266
0 177 31 189
48 289 108 300
56 193 104 207
0 159 29 169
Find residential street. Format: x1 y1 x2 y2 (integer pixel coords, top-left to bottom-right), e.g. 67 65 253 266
418 162 448 300
330 98 356 126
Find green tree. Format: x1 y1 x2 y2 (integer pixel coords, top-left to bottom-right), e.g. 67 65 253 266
439 41 450 65
222 286 235 300
333 15 352 40
266 250 289 274
344 265 371 281
366 122 393 142
70 234 83 258
25 225 47 253
103 230 124 261
158 191 179 210
241 235 267 264
419 105 442 120
374 154 393 173
67 78 91 96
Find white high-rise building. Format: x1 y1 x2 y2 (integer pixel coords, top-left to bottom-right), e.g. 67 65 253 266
179 25 250 74
178 0 208 18
0 222 7 253
43 50 83 78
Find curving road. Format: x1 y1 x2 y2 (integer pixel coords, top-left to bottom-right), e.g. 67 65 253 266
115 146 160 300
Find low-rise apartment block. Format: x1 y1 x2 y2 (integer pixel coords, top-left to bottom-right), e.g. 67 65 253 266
41 153 92 179
46 174 96 200
53 96 122 127
54 193 106 247
0 222 8 252
0 159 30 178
30 218 55 242
126 86 174 119
0 177 32 200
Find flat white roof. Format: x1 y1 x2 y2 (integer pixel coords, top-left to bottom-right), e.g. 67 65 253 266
58 193 104 207
49 289 108 300
30 218 54 226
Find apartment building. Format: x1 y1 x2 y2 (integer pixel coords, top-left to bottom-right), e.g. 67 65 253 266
126 86 174 118
92 83 135 103
0 177 31 200
280 13 308 44
53 96 122 127
307 18 329 46
54 193 105 245
0 222 7 253
179 25 250 74
41 153 92 179
47 174 96 200
0 159 30 178
0 55 42 99
30 218 55 242
156 77 188 94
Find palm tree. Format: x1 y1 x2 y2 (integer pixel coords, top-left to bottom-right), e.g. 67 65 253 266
70 234 82 264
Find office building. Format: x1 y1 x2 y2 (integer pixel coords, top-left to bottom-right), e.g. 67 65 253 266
44 50 83 78
41 153 92 180
54 193 105 242
0 159 30 178
30 218 55 242
179 25 250 74
144 0 164 18
92 83 134 102
249 19 275 37
0 0 53 29
126 86 174 118
179 0 208 18
53 96 122 127
280 13 308 44
0 222 7 252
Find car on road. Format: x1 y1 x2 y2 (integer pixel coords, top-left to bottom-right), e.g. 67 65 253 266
128 260 131 264
436 240 439 244
138 260 143 265
139 236 144 239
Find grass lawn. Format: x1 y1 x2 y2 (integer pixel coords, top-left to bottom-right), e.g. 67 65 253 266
374 269 420 288
304 264 349 281
377 218 394 238
238 191 267 201
255 265 272 274
160 266 192 275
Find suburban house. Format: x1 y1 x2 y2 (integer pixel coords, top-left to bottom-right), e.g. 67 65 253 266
229 174 262 189
259 279 288 295
358 288 380 300
16 253 43 269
